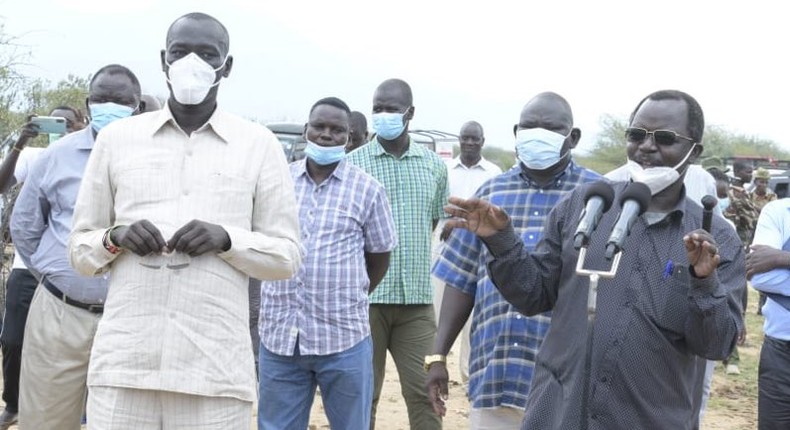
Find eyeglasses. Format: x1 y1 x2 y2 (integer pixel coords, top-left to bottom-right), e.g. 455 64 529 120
138 253 191 270
625 127 696 146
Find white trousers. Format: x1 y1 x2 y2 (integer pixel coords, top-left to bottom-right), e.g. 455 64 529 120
87 386 252 429
469 406 525 430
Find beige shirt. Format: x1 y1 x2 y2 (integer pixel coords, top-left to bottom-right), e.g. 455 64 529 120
69 107 301 402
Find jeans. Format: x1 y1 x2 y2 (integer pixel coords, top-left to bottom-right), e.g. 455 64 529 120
258 337 373 430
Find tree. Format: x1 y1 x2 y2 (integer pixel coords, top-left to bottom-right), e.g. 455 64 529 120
23 74 90 118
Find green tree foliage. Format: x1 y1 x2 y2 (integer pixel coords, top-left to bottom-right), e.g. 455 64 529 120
23 74 90 118
575 115 790 175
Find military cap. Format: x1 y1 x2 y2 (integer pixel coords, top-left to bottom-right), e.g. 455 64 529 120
754 167 771 180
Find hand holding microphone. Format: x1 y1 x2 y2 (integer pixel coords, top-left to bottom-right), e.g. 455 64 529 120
682 195 721 278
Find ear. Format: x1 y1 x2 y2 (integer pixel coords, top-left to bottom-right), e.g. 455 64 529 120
160 49 167 73
137 100 147 115
567 127 581 150
303 122 308 140
221 55 233 78
404 106 414 121
480 136 486 147
688 143 703 163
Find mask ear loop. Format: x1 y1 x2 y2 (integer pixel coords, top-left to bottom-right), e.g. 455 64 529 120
673 142 697 175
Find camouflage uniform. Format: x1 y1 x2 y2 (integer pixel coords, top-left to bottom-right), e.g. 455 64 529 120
724 184 759 248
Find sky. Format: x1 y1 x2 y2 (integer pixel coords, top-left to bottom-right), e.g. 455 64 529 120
2 0 789 156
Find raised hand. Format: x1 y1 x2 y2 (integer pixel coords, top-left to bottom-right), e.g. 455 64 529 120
443 197 510 238
683 230 720 278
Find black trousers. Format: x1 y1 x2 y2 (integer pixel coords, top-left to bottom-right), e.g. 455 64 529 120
0 269 38 413
759 335 790 429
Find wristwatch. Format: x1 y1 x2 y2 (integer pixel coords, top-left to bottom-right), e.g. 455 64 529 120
424 354 447 372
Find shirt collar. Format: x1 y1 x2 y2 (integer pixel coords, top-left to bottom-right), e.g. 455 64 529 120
150 103 230 143
449 156 486 170
294 158 350 183
519 159 575 188
74 127 96 150
370 137 424 159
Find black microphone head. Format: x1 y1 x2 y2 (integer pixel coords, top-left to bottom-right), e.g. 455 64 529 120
583 181 616 213
701 195 718 211
619 182 652 215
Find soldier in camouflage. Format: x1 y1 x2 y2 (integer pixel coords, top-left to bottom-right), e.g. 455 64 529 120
751 167 777 212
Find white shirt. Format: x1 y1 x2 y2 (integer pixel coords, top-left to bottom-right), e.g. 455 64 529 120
446 156 503 199
11 147 45 270
69 107 301 402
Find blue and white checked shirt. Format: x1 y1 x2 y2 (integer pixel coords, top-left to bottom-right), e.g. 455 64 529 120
260 159 397 356
432 161 601 409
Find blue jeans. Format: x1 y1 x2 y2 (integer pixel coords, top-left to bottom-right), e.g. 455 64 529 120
258 336 373 430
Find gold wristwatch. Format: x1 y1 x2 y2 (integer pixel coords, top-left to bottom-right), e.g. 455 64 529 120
424 354 447 372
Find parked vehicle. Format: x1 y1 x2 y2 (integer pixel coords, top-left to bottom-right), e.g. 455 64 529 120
266 123 306 162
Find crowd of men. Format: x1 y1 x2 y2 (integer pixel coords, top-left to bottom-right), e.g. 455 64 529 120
0 10 785 430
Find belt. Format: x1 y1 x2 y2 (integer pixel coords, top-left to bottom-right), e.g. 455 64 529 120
43 279 104 314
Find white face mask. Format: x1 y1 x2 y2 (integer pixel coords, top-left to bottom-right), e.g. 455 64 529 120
165 53 227 105
626 143 697 195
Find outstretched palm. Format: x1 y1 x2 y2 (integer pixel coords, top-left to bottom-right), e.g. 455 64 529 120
443 197 510 238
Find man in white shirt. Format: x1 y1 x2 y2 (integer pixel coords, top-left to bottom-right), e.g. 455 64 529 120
434 121 502 382
68 12 300 428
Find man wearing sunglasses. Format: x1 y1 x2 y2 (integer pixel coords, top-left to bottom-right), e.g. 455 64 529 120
440 90 745 429
9 64 142 430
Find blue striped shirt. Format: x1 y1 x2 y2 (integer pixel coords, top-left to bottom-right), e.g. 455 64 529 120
260 159 397 356
432 161 601 409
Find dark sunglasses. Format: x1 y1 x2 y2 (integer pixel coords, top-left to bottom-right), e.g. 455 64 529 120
625 127 696 146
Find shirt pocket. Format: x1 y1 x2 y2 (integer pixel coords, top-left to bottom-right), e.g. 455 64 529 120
659 265 692 337
197 172 255 224
115 166 174 208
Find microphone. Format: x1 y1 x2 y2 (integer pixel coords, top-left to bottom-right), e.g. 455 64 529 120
701 195 717 233
573 181 616 250
604 182 652 260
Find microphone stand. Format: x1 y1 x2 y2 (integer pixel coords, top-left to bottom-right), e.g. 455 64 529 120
575 246 623 430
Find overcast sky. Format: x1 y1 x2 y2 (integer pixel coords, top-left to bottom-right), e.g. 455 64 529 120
3 0 788 156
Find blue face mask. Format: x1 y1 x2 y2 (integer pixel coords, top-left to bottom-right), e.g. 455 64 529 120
515 127 570 170
305 140 346 166
718 197 730 213
89 102 135 132
372 110 408 140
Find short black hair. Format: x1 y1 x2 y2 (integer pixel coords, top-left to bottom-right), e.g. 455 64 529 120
461 120 484 135
50 105 85 122
310 97 351 115
733 159 753 172
629 90 704 144
167 12 230 55
350 111 367 129
378 78 413 106
89 64 142 96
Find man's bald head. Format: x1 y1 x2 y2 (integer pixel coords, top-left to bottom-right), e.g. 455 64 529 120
520 92 574 126
166 12 230 56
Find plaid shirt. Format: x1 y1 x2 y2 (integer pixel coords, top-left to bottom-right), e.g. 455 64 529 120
347 138 448 304
432 161 601 409
260 160 397 356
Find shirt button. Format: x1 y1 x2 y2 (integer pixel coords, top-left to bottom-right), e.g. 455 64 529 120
613 340 620 346
533 211 539 216
600 376 608 383
186 149 193 156
513 342 519 347
528 235 534 240
515 314 522 319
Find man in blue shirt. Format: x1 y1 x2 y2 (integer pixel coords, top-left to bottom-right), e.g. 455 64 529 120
427 92 600 429
9 64 141 430
747 198 790 430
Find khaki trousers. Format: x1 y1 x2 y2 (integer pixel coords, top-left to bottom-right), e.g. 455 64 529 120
19 284 102 430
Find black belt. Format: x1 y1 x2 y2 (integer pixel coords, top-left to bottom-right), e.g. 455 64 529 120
43 279 104 314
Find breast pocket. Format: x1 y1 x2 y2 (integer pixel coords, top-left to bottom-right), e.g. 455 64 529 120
199 172 254 223
659 265 692 336
116 166 173 207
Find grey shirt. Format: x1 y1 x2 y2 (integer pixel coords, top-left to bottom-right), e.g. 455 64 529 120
483 181 744 430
